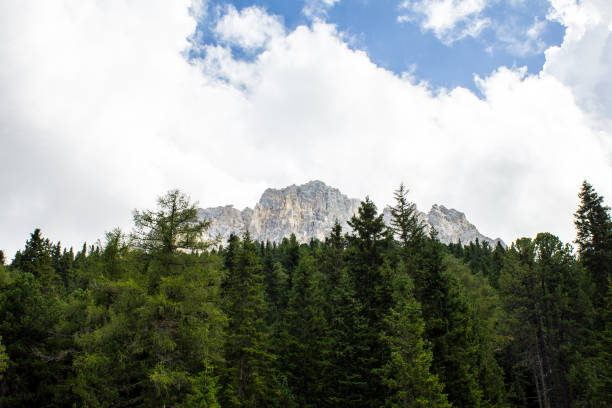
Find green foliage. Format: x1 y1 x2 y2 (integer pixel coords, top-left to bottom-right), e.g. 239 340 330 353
390 183 426 258
575 180 612 317
1 184 611 407
344 197 394 407
380 264 450 408
11 229 62 292
221 233 278 407
416 237 493 407
0 335 8 380
131 189 210 256
279 248 330 408
182 360 222 408
499 233 593 408
591 281 612 405
0 268 67 406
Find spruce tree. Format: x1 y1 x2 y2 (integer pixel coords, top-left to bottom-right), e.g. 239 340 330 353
390 183 425 259
574 180 612 313
221 233 278 407
344 197 393 407
279 248 330 408
500 234 592 408
380 263 450 408
0 270 61 406
416 234 487 407
0 336 7 380
11 229 61 291
591 281 612 405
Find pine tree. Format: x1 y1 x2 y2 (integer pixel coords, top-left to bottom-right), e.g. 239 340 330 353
0 335 8 380
574 180 612 313
344 197 393 407
279 234 300 292
0 270 61 406
317 221 365 406
591 280 612 405
390 183 425 259
346 197 393 320
279 248 330 408
416 234 487 407
221 233 278 407
182 359 222 408
261 242 289 327
11 229 61 291
500 234 592 408
380 263 450 408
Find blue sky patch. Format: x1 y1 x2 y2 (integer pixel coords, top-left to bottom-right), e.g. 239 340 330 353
190 0 565 94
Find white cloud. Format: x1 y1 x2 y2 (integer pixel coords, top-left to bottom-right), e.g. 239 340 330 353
398 0 553 57
398 0 491 44
0 1 611 258
493 17 547 56
544 0 612 131
303 0 341 19
214 5 284 50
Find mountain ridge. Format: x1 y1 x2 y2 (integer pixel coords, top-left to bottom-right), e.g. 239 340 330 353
198 180 504 247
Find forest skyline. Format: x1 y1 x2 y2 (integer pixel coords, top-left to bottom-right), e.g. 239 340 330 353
1 1 611 269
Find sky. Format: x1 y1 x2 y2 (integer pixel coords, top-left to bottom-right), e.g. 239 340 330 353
1 0 612 257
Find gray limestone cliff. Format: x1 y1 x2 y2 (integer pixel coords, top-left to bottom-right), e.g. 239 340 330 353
381 205 504 248
198 180 361 244
198 180 504 247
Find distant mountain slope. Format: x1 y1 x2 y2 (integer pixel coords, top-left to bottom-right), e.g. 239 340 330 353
198 180 504 247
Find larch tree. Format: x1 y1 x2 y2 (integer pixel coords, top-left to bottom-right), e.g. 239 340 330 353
131 189 210 257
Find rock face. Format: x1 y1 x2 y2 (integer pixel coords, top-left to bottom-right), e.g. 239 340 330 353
422 205 504 248
199 180 504 247
198 180 361 244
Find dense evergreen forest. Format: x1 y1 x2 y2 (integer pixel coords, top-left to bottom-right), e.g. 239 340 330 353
0 182 610 408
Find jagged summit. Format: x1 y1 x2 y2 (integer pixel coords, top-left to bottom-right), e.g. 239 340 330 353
198 180 360 244
198 181 504 247
425 204 504 248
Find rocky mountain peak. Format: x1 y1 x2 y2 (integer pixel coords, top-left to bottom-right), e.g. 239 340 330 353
199 181 504 247
426 204 504 247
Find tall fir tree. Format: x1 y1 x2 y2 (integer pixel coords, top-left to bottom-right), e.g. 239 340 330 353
279 248 330 408
344 197 394 407
11 228 61 291
389 183 426 261
380 262 450 408
221 233 278 407
500 234 593 408
416 233 489 407
574 180 612 315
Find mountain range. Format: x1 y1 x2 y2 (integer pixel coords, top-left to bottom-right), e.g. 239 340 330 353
198 180 504 247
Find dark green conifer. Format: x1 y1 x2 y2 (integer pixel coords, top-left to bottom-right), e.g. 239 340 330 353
344 197 393 407
574 180 612 314
221 232 278 407
380 263 450 408
280 248 330 408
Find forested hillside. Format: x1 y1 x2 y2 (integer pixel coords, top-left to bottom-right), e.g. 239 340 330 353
0 182 610 407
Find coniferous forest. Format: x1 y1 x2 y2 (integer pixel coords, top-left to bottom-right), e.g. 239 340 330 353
0 182 610 408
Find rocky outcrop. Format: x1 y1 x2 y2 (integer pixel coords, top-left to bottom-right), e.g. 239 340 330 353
423 204 504 248
199 180 504 247
198 180 361 244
